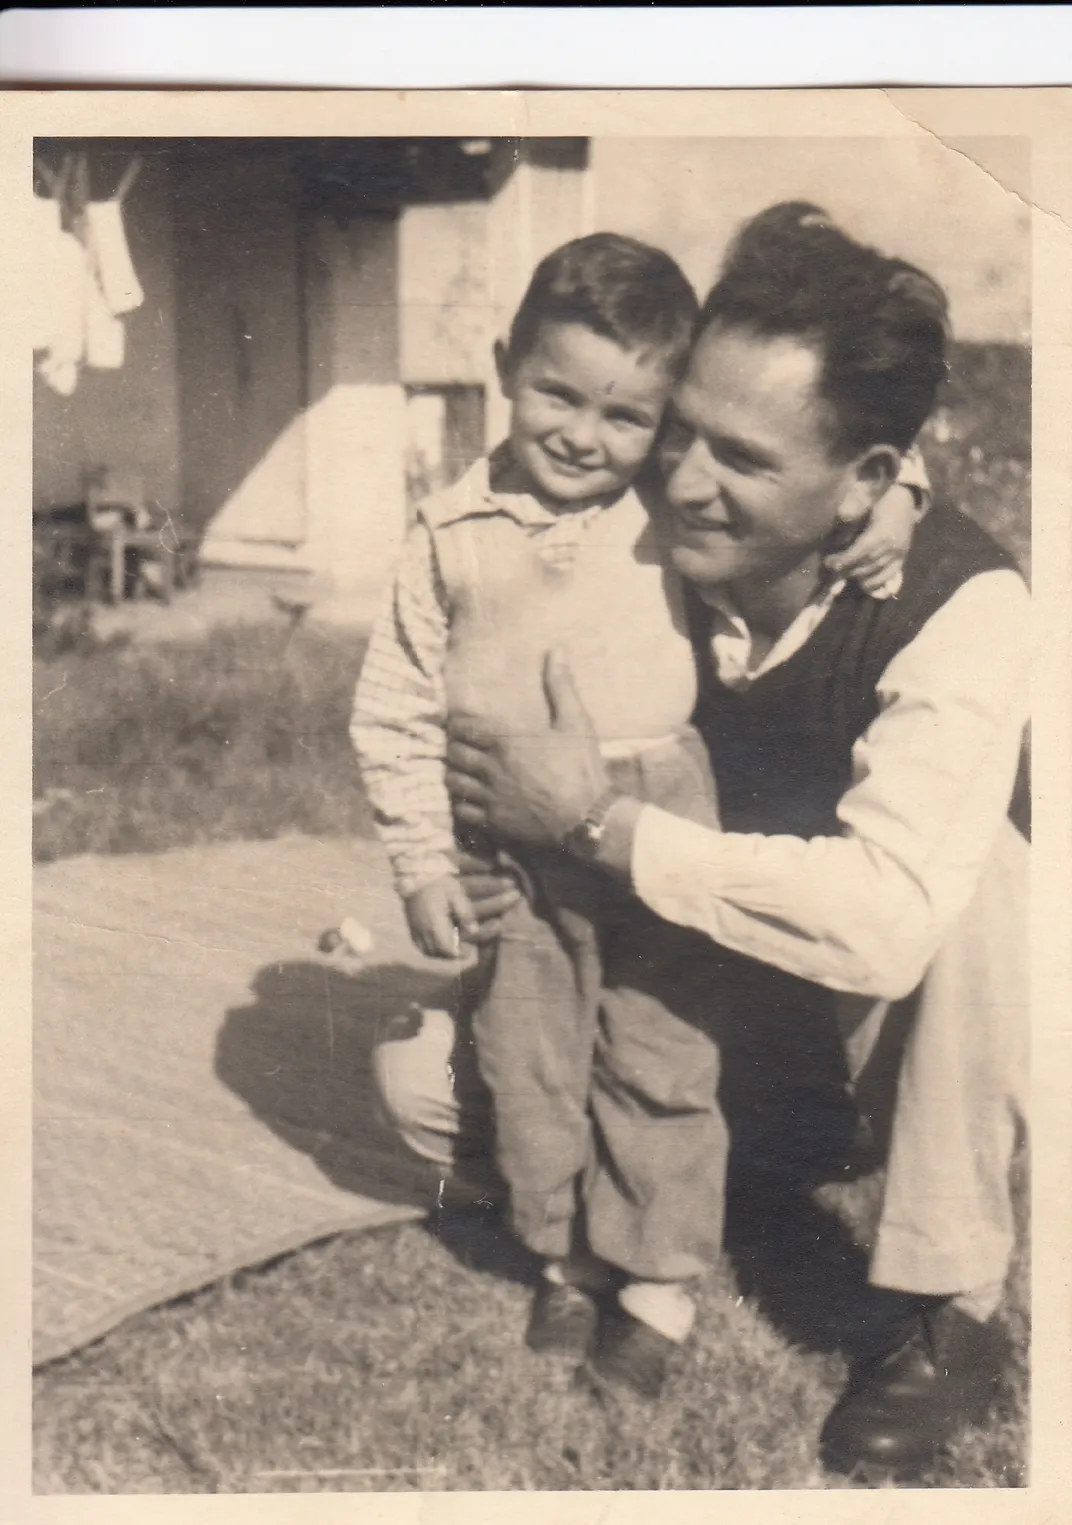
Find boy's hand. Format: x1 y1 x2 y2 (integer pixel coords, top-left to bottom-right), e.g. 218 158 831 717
457 849 522 944
404 876 477 959
825 483 922 600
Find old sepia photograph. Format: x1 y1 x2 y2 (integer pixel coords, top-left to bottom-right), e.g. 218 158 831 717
25 110 1039 1499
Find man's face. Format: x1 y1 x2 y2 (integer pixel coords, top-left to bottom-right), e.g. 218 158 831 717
658 323 859 591
500 321 673 506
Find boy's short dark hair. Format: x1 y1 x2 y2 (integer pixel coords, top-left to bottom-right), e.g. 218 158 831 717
506 233 699 376
699 202 950 458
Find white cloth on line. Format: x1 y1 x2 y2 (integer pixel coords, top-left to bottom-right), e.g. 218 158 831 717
33 196 87 397
30 195 64 353
84 198 144 316
84 261 125 370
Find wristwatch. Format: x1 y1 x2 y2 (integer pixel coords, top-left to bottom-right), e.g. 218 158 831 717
562 786 626 863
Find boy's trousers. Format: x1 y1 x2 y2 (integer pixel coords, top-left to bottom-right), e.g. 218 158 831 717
471 728 721 1262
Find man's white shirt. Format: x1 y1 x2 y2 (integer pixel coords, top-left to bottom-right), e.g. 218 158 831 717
628 569 1031 999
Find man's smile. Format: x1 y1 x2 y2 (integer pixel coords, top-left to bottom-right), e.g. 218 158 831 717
671 504 739 540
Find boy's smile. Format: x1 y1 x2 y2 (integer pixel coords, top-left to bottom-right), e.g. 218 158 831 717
498 321 674 508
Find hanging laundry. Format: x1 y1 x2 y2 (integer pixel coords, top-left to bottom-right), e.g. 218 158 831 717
83 259 125 370
33 194 87 398
30 195 64 353
33 155 145 393
84 198 144 317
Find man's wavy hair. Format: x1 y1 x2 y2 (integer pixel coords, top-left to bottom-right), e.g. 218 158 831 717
699 202 951 459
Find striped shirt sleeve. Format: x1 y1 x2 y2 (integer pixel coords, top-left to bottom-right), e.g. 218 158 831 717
350 521 459 900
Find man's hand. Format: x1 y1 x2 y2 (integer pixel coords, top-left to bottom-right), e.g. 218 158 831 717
404 875 476 959
446 650 610 847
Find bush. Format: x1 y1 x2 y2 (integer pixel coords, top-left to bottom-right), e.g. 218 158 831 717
33 623 374 861
920 343 1030 574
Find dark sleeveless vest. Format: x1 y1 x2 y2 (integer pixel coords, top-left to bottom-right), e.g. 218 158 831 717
688 504 1030 842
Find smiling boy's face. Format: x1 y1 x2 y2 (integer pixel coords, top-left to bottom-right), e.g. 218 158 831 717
498 321 674 508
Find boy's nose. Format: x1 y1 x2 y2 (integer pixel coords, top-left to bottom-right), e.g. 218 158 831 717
559 411 601 456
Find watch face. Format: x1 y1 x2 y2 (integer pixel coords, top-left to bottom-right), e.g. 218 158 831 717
564 821 597 861
564 788 620 861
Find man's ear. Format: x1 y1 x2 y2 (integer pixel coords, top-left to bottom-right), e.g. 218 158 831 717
493 338 513 399
835 444 902 525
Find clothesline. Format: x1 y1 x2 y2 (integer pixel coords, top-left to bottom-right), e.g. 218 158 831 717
34 151 142 215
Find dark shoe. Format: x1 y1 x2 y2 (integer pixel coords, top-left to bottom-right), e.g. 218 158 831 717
579 1305 678 1401
525 1281 598 1357
820 1298 1011 1478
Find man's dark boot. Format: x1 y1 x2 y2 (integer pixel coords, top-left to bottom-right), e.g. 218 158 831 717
820 1296 1012 1478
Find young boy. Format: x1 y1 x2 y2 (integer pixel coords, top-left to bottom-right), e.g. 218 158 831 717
352 233 928 1366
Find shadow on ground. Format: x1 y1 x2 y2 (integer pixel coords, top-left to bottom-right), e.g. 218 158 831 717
216 960 456 1210
724 1163 903 1362
215 956 537 1289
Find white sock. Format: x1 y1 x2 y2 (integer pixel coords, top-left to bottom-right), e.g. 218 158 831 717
952 1281 1005 1323
542 1259 567 1286
619 1280 696 1343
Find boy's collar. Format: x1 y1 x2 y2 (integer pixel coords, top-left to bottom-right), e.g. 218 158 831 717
486 439 537 498
423 442 633 531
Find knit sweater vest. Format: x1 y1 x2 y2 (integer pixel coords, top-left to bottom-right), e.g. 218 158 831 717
688 504 1029 841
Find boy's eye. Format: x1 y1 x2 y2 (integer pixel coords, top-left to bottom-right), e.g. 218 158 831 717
537 384 577 405
606 410 653 431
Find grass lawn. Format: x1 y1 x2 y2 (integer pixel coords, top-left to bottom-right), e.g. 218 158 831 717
33 622 374 862
32 342 1030 1492
33 1175 1028 1494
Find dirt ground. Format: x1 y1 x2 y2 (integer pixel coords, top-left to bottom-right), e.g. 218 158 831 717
85 568 376 646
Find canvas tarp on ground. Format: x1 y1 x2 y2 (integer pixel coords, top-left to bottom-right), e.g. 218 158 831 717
33 835 457 1367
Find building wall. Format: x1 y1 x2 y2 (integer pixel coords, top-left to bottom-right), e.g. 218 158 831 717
172 153 306 546
32 157 181 516
399 202 488 386
175 153 407 596
302 211 407 599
